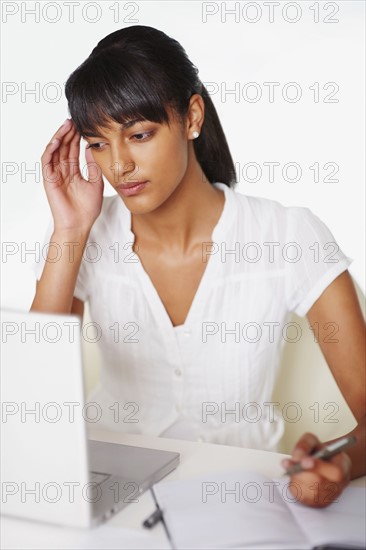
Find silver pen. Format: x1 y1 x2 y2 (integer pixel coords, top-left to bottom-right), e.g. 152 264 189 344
282 435 357 476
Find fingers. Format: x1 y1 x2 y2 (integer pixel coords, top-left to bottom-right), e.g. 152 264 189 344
279 433 353 508
68 126 81 161
41 139 62 185
50 118 72 143
41 119 74 184
85 146 103 184
59 123 77 162
42 118 102 189
282 452 351 483
58 124 82 184
280 433 352 507
282 432 352 477
291 432 323 461
299 452 352 483
281 432 324 472
287 471 343 508
286 453 351 508
85 145 94 165
45 118 73 158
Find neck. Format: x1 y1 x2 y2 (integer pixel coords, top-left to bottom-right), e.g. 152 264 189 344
131 165 225 254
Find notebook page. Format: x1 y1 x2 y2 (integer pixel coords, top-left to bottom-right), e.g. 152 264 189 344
275 476 366 548
153 469 310 549
1 517 171 550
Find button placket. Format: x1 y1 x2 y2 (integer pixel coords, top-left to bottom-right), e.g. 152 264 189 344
172 327 189 415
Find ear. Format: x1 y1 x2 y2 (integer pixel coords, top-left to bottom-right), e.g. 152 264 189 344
186 93 205 138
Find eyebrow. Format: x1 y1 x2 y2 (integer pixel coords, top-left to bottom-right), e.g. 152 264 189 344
81 119 146 138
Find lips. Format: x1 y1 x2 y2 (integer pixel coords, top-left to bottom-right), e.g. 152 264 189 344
116 181 148 197
117 180 148 189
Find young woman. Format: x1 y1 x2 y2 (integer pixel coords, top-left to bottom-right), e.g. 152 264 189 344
31 25 365 508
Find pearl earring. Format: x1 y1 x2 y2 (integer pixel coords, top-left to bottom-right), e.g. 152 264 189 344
192 131 200 139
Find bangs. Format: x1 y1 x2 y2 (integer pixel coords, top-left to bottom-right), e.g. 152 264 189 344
65 50 182 137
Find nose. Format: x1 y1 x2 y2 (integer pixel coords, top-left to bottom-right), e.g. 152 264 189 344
110 161 136 184
109 145 137 184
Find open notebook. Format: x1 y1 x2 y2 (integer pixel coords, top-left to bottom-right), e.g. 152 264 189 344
152 469 366 550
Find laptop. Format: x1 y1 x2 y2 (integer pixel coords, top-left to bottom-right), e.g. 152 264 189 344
1 308 180 529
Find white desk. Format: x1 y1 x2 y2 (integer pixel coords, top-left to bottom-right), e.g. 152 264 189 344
2 428 365 549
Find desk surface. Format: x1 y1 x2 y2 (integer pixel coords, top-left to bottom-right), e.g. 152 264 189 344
2 428 365 549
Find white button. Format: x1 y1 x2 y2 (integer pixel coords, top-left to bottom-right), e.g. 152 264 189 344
175 404 183 413
196 436 204 443
184 330 191 337
174 368 182 377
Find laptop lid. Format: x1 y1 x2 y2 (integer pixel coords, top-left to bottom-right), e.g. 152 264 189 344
1 308 92 528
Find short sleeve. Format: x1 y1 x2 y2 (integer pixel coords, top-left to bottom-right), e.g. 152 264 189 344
284 207 353 316
29 217 90 303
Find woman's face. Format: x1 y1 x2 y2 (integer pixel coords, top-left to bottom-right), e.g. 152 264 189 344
82 105 193 215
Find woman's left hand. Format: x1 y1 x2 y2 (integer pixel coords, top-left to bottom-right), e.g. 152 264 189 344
280 432 352 508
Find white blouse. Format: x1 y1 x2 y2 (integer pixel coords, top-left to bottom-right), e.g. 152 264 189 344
32 182 352 452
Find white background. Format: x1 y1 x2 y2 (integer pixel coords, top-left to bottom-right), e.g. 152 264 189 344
1 0 365 309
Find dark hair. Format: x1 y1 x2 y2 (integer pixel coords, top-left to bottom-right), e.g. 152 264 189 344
65 25 237 187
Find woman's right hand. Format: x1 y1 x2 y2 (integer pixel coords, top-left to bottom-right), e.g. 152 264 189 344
41 118 104 234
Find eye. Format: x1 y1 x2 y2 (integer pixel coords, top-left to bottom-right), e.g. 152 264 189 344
84 131 154 150
85 142 105 151
131 131 153 142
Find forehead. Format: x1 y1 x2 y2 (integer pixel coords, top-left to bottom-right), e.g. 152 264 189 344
82 118 147 138
82 107 184 138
